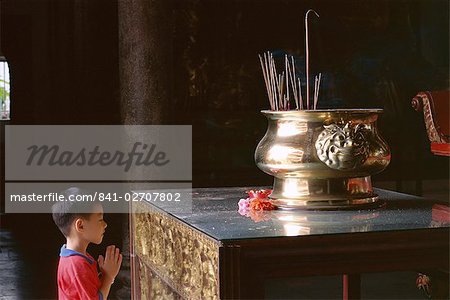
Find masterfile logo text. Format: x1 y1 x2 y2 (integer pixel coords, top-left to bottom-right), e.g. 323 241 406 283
5 125 191 181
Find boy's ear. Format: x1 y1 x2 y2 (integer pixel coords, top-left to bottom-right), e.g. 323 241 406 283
74 218 84 233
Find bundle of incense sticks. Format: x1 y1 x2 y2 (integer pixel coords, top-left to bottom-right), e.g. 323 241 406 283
258 9 322 111
258 52 321 111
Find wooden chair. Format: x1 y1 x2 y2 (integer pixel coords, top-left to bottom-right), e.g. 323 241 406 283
411 91 449 298
412 90 450 156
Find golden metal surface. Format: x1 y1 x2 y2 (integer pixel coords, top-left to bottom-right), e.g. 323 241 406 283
139 259 183 300
255 109 391 208
132 202 220 299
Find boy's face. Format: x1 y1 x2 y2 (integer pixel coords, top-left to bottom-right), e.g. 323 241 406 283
82 204 107 245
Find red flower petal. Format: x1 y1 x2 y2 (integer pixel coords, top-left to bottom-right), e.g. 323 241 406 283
249 198 276 211
246 189 272 199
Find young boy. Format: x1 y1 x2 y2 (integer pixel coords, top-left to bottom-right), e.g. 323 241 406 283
52 187 122 299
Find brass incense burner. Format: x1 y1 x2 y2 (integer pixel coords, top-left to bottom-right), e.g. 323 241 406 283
255 109 390 209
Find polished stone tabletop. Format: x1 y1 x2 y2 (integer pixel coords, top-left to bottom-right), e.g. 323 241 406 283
141 187 449 242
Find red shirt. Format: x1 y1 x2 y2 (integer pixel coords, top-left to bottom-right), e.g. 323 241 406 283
57 245 103 300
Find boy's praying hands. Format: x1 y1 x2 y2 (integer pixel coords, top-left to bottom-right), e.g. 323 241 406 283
98 245 123 298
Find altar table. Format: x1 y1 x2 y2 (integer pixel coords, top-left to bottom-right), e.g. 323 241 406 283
130 187 449 299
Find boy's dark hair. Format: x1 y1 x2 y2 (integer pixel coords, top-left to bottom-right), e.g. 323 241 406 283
52 187 97 237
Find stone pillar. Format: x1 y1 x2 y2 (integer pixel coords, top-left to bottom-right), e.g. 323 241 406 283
118 0 173 125
117 4 174 294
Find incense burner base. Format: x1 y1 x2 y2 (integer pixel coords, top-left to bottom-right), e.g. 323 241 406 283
270 176 379 210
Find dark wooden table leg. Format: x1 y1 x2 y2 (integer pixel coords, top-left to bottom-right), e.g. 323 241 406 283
343 274 361 300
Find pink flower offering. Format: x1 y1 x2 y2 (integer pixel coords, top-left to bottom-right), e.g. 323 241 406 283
238 189 276 221
238 198 251 210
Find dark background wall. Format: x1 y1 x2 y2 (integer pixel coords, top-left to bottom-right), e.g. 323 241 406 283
2 0 120 125
2 0 449 187
0 0 448 298
167 0 450 187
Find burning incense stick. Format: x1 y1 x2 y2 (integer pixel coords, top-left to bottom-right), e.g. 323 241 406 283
288 56 298 109
298 77 303 110
314 73 322 110
285 55 289 108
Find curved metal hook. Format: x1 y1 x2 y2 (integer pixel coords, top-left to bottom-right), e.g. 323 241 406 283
305 9 320 20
